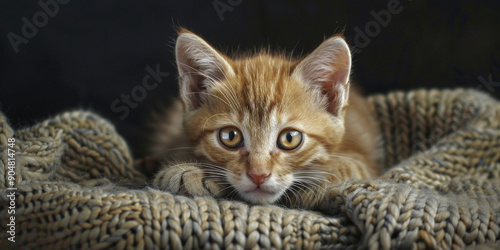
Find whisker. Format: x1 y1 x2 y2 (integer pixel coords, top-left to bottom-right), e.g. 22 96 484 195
227 188 240 200
292 178 326 190
287 186 301 204
164 162 238 182
294 169 343 181
281 189 292 206
216 185 235 195
293 181 326 193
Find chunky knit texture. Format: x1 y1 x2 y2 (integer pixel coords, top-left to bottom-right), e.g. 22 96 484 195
1 88 500 249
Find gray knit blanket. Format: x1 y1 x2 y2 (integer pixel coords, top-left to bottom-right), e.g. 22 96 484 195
1 89 500 249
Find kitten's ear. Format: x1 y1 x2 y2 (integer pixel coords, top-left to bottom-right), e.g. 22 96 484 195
292 36 351 116
175 31 234 111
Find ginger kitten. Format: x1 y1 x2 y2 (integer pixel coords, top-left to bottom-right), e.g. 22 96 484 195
150 29 380 209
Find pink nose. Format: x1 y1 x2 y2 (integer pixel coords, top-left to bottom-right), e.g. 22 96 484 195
247 173 270 185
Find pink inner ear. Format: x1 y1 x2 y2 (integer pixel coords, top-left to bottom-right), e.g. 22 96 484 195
295 37 351 116
187 75 206 110
309 61 350 116
176 34 230 111
177 57 206 110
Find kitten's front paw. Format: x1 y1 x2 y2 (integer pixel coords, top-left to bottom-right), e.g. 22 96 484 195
152 163 229 198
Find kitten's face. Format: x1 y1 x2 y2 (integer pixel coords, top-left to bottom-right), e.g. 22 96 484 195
176 30 351 204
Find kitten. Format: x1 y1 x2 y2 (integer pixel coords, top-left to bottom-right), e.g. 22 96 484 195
150 29 380 209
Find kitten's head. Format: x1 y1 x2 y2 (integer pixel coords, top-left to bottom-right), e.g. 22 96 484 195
175 29 351 205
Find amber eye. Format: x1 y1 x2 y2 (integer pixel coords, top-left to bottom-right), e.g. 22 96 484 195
277 129 303 150
219 127 244 149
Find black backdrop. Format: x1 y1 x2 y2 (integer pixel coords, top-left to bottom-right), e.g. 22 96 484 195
1 1 499 157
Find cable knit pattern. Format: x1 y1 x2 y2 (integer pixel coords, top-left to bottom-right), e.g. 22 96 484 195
1 88 500 249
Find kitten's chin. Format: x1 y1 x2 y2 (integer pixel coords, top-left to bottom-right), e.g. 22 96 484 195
229 174 292 205
239 189 284 205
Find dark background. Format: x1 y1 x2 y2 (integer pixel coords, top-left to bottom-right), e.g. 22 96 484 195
1 0 499 157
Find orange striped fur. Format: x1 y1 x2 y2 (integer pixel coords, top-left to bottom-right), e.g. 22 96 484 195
151 29 380 208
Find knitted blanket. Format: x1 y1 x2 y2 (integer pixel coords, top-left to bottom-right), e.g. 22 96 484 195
1 89 500 249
